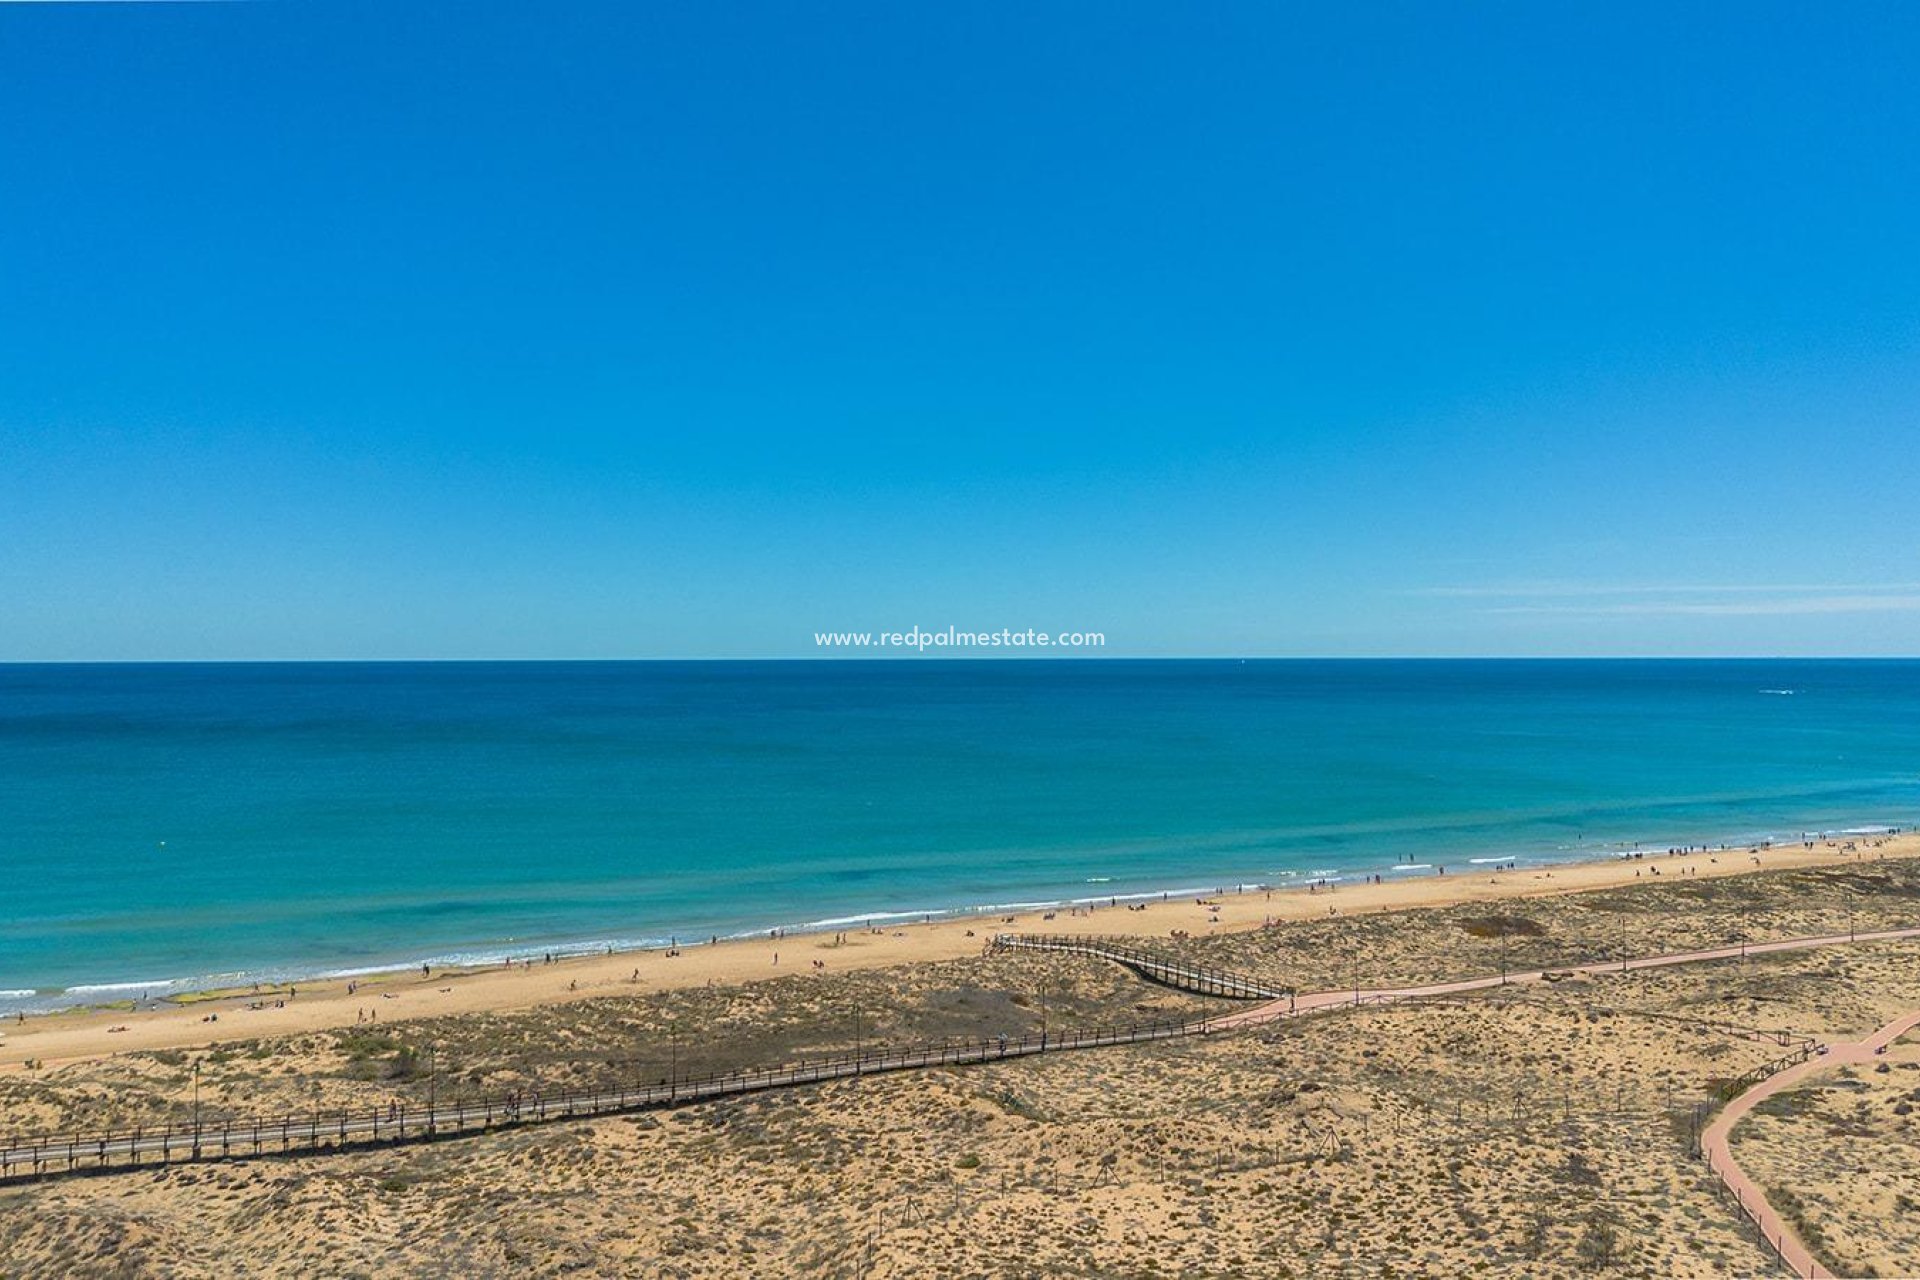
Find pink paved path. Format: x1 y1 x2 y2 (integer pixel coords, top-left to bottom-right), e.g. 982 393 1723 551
1698 1007 1920 1280
1210 925 1920 1031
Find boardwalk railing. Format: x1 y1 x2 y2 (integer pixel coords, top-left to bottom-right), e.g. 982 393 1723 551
0 1016 1216 1185
989 933 1287 1000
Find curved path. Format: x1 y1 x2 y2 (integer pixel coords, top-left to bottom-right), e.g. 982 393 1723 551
1700 1008 1920 1280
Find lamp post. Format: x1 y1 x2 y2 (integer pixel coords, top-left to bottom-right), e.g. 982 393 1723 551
191 1062 202 1158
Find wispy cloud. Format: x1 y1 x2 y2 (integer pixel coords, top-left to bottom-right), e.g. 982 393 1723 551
1417 582 1920 619
1415 582 1920 600
1487 595 1920 618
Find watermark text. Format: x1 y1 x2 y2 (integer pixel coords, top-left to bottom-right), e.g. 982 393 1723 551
814 626 1106 652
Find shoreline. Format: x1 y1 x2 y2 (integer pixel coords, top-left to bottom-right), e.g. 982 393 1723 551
3 826 1915 1075
5 819 1910 1021
7 821 1912 1020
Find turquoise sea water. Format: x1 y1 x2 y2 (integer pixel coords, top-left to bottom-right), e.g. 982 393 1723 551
3 659 1917 1012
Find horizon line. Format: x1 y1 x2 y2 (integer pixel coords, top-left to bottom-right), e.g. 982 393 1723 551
5 654 1920 666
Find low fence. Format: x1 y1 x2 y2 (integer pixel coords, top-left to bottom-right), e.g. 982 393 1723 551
1576 1004 1813 1053
0 1016 1216 1185
989 933 1287 1000
1693 1042 1824 1279
1701 1141 1826 1279
1711 1043 1817 1106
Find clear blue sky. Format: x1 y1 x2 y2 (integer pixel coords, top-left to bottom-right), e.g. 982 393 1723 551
3 3 1916 659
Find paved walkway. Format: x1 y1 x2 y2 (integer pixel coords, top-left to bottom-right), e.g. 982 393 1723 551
1209 926 1920 1031
1699 1007 1920 1280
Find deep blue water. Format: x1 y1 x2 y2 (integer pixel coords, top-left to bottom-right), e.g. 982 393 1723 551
3 660 1918 1010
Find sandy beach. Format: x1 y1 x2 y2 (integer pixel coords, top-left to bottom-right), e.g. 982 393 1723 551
7 829 1912 1075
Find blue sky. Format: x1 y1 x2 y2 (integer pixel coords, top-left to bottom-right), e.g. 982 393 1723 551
2 2 1916 659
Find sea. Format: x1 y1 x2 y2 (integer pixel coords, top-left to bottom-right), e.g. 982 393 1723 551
3 659 1917 1014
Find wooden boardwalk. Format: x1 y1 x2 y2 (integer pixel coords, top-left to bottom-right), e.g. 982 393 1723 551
988 932 1289 1000
0 1017 1214 1183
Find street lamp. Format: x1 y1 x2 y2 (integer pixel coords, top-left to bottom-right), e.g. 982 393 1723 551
191 1062 202 1157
